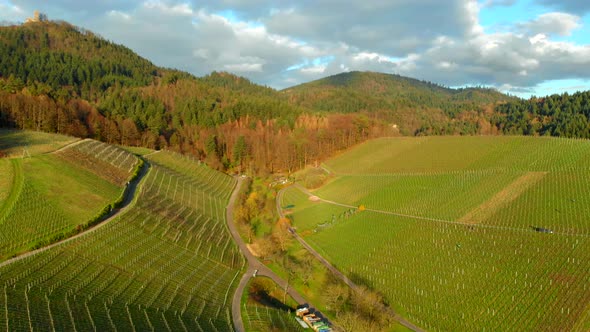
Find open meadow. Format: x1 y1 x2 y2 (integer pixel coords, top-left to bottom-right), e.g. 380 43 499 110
282 136 590 331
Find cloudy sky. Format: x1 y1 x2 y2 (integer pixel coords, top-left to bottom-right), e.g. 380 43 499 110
1 0 590 97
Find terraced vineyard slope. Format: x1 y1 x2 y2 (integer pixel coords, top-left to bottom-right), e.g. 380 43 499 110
283 136 590 331
0 132 138 260
0 149 243 331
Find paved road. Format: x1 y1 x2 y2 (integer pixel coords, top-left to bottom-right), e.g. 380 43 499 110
278 184 424 332
0 157 150 269
227 178 323 332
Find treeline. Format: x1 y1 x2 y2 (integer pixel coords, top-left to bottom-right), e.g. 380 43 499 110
493 91 590 138
0 75 386 174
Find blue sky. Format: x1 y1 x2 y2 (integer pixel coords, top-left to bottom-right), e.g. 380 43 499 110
1 0 590 98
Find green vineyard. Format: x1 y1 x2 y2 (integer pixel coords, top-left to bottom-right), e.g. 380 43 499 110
283 136 590 331
243 304 304 332
0 136 138 259
0 148 243 331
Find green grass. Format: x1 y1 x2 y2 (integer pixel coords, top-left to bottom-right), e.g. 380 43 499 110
0 129 78 157
304 211 590 332
0 136 143 260
313 171 522 221
285 136 590 331
240 277 303 332
0 159 13 203
325 136 590 174
243 304 304 332
147 151 236 201
0 154 122 259
0 151 243 331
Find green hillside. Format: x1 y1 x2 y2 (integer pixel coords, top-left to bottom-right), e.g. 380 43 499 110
0 145 242 331
282 136 590 331
0 130 139 259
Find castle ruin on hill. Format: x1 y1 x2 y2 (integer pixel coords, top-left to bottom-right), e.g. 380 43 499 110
25 11 48 23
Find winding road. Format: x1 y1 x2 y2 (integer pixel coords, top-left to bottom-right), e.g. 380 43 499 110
277 184 424 332
227 177 326 332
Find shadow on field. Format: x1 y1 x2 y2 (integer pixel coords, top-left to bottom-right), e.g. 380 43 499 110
0 129 33 152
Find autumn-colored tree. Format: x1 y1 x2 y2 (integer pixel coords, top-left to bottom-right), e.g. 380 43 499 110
272 217 292 252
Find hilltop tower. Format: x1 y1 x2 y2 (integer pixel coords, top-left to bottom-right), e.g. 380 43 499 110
25 10 47 23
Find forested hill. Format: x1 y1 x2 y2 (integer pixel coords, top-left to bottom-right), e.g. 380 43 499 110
494 91 590 138
1 19 589 174
0 20 312 173
283 71 513 115
0 20 160 99
283 71 516 135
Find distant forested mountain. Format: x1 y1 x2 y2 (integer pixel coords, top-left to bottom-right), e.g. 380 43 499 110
283 71 512 116
1 20 589 174
283 71 516 135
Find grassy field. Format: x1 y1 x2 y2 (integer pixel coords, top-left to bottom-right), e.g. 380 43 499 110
0 148 243 331
0 159 15 208
283 136 590 331
325 136 590 174
0 129 78 157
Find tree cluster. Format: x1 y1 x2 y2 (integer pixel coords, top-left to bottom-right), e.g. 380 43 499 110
493 91 590 138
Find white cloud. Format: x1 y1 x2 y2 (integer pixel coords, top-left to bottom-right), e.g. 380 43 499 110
143 1 193 16
1 0 590 95
107 10 131 21
521 12 581 36
224 63 264 72
300 65 326 74
480 0 517 8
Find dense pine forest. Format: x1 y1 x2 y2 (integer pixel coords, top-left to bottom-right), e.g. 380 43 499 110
1 20 590 174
